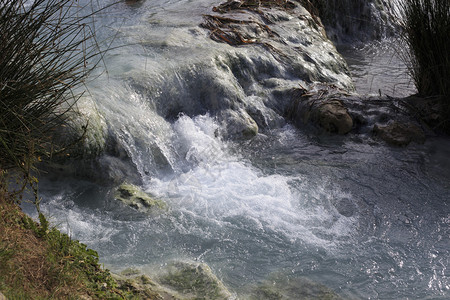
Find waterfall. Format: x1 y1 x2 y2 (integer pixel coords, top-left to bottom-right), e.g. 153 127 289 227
31 1 450 299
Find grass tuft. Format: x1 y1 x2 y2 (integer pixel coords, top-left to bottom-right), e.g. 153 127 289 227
398 0 450 130
0 189 133 299
0 0 101 173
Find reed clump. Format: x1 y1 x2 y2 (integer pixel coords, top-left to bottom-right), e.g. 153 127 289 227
0 0 99 173
399 0 450 130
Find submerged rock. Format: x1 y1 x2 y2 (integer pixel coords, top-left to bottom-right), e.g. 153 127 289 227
315 100 353 134
114 183 166 212
114 269 173 300
115 262 234 300
158 261 233 300
288 85 353 134
373 121 425 147
120 267 141 277
334 197 358 218
220 109 258 139
249 274 344 300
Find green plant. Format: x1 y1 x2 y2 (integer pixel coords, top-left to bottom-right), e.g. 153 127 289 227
398 0 450 129
1 193 135 299
0 0 100 174
0 2 134 297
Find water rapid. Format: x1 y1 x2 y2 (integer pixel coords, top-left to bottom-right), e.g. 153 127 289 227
30 1 449 299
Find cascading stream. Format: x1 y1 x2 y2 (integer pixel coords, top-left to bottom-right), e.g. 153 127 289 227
30 0 449 299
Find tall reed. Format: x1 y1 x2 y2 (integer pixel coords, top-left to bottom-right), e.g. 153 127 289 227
398 0 450 129
0 0 101 172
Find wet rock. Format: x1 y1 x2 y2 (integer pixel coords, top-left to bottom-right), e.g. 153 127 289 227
250 274 344 300
158 261 233 300
288 87 437 142
288 86 353 135
247 104 286 129
315 100 353 134
220 109 258 139
122 0 354 149
41 96 108 179
52 96 107 159
201 0 354 91
373 121 425 146
335 197 358 217
95 155 142 185
115 183 166 212
114 269 171 300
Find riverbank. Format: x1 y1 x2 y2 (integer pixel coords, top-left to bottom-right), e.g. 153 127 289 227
0 190 240 299
0 190 144 299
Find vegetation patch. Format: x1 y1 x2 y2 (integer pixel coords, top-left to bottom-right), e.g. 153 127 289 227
0 0 130 297
0 0 102 173
398 0 450 131
0 189 137 299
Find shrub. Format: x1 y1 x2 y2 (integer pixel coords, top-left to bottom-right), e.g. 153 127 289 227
398 0 450 129
0 0 100 172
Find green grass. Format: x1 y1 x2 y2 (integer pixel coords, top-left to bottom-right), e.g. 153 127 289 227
0 192 136 299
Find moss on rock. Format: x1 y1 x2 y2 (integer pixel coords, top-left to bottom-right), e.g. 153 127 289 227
248 274 345 300
158 261 233 300
115 183 167 212
114 262 235 300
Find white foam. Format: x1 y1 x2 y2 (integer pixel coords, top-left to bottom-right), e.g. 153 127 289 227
145 115 358 249
41 196 119 246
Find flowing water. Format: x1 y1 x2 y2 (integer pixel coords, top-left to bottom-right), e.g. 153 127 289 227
338 40 417 97
28 1 449 299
